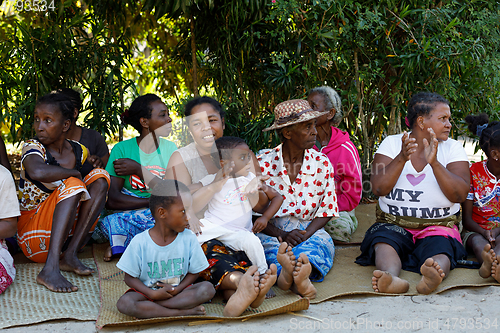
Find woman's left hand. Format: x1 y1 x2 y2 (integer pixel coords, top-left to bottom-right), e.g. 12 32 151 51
423 128 438 165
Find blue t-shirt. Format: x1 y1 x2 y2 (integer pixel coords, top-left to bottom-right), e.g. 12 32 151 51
116 229 208 288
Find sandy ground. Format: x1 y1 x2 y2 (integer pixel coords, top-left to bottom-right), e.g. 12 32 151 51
3 285 500 332
3 137 495 332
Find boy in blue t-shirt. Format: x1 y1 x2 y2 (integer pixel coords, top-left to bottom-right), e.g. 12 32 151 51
116 179 215 318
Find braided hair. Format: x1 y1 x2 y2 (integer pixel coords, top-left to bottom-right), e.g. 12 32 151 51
122 94 161 133
36 92 75 123
407 92 449 129
57 88 82 111
465 113 500 158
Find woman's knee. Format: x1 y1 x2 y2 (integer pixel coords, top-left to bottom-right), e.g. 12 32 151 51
87 178 108 198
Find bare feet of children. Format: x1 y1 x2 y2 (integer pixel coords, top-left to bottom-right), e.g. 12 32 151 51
251 264 278 308
416 258 445 294
223 266 260 317
103 246 113 262
492 259 500 283
372 270 409 293
181 305 206 316
36 268 78 292
292 253 317 299
276 242 296 291
60 253 95 276
479 244 496 278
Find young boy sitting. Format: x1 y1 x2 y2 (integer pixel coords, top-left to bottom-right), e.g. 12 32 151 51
196 136 283 275
116 179 216 318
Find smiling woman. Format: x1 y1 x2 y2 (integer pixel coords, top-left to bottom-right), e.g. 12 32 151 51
17 92 110 293
95 94 177 261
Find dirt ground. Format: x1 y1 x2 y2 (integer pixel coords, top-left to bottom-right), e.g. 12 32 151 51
3 285 500 332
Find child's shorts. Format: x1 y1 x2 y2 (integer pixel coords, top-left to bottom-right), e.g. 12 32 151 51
17 169 110 263
355 222 468 273
199 239 252 289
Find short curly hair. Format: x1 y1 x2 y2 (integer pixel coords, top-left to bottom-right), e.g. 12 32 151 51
308 86 343 125
407 92 449 129
36 92 75 123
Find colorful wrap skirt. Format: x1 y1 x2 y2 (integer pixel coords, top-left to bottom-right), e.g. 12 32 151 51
97 188 154 256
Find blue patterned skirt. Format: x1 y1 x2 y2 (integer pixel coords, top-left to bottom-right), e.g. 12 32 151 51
256 216 335 282
96 189 154 255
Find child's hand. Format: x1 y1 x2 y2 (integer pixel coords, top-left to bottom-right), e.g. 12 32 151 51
113 158 141 176
211 161 234 192
481 229 496 245
150 283 176 301
87 155 105 168
252 216 268 233
188 214 204 236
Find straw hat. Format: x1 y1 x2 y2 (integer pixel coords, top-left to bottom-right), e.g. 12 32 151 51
263 99 328 132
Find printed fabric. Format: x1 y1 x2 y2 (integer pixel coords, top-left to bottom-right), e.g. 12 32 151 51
467 160 500 230
19 139 88 211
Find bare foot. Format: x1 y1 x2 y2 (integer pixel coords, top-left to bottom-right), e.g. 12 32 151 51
36 268 78 292
416 258 445 294
266 288 276 299
276 243 296 291
292 253 316 299
60 254 94 276
103 246 113 262
181 305 206 316
372 270 409 293
479 244 496 278
223 266 260 317
251 264 278 308
492 259 500 283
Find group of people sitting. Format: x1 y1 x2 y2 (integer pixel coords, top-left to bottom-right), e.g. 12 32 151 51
0 87 499 318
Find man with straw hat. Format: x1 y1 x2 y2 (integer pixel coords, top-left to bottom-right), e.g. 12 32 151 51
256 99 339 299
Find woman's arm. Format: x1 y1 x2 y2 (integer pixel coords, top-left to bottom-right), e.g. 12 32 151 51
23 154 81 182
424 129 469 203
0 217 17 239
371 132 417 196
105 176 149 210
0 138 11 173
304 216 330 240
164 151 194 184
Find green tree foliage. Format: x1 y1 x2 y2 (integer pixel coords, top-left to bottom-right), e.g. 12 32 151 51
1 0 499 184
0 1 134 141
142 0 500 166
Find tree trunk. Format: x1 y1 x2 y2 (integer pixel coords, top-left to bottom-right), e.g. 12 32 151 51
354 50 369 169
388 94 397 135
190 14 199 97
